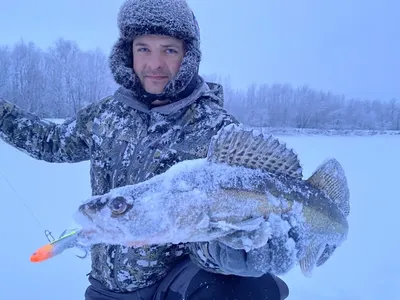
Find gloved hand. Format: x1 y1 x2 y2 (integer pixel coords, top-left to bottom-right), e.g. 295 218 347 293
208 232 298 277
207 218 300 277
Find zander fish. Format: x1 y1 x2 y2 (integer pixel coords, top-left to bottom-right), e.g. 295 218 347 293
71 124 350 276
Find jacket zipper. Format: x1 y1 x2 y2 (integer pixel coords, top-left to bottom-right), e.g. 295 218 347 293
111 140 129 291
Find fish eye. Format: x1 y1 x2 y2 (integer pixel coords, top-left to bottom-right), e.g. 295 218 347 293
109 197 129 215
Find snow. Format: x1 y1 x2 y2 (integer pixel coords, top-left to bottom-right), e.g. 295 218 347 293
0 130 399 299
254 126 400 137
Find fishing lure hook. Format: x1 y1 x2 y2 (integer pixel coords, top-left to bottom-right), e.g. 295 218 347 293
75 243 89 259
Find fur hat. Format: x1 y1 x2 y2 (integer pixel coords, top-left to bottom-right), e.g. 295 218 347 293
109 0 201 102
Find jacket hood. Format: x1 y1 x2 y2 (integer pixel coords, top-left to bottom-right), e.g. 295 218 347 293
114 76 225 115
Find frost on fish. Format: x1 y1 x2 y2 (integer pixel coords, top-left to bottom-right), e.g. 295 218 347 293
75 124 350 277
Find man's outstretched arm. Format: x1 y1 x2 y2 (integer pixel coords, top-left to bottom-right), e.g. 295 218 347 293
0 98 97 163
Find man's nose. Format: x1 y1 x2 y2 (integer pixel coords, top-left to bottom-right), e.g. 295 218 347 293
147 53 164 70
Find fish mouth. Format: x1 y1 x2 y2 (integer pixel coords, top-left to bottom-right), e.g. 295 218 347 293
74 210 103 233
74 209 127 245
81 211 107 233
81 210 93 222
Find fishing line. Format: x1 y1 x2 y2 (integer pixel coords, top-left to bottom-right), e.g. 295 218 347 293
0 170 55 243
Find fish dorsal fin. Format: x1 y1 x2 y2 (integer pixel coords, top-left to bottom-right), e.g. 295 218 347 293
207 124 303 179
306 158 350 217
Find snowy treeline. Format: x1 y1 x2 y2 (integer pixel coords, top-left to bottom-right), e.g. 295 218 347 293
208 76 400 130
1 39 399 130
0 39 117 118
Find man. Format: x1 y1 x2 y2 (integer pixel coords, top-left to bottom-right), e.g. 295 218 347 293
0 0 290 299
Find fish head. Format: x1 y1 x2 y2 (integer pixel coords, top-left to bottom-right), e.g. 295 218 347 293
74 194 135 244
73 182 174 247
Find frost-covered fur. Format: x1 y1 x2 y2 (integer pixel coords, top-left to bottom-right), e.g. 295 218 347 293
109 0 201 102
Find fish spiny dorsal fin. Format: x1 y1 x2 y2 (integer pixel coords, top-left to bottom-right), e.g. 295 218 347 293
207 124 303 179
306 158 350 217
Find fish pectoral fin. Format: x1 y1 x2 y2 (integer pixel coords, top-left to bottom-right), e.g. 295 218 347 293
299 241 325 277
306 158 350 217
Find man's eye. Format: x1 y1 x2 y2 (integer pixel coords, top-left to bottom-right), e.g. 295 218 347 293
166 49 178 54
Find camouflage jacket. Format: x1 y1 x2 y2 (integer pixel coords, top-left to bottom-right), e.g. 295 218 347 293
0 77 274 292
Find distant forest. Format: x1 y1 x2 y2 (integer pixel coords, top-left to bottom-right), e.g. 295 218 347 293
1 38 399 130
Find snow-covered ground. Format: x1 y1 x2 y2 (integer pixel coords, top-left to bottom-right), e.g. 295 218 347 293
0 129 398 299
253 126 400 136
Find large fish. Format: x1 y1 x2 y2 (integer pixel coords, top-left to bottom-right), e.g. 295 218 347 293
73 124 350 276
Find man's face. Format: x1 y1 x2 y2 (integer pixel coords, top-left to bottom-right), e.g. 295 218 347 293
133 35 185 94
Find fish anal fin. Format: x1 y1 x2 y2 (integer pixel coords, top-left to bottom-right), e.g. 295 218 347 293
299 241 325 277
316 244 337 267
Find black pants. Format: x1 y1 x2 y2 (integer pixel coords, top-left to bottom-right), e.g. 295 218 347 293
85 256 289 300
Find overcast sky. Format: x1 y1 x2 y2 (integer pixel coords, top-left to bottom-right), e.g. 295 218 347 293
1 0 399 101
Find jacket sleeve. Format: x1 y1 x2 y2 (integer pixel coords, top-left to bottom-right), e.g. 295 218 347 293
0 97 96 163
